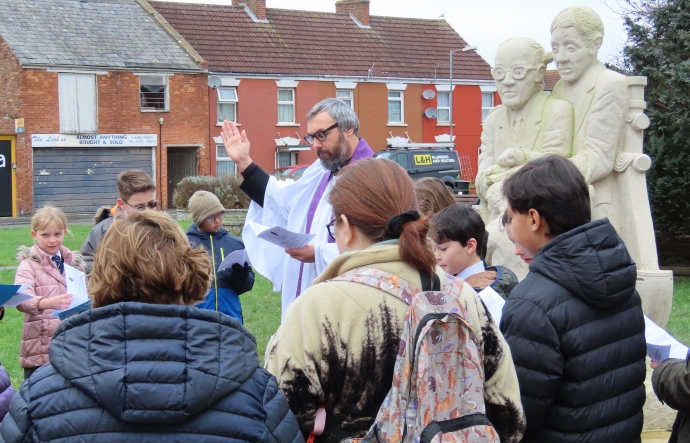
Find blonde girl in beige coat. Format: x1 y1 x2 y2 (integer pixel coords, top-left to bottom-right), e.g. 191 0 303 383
15 206 85 379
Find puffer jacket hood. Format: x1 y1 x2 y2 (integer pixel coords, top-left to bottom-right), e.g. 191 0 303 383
529 218 636 309
49 302 259 424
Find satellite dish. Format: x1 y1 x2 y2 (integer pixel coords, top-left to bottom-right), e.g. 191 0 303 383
208 75 223 89
422 89 436 99
424 108 438 119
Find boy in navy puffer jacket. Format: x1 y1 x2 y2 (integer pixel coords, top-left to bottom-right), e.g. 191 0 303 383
186 191 254 323
499 156 646 443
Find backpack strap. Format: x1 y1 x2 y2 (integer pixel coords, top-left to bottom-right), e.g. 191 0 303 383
328 267 424 305
419 272 440 291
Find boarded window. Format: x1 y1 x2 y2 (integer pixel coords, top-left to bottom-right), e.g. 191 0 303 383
58 73 97 133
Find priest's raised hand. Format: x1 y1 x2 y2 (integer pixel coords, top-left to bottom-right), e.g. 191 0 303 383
221 120 253 172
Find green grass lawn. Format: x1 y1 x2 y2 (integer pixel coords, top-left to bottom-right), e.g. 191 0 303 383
667 279 690 344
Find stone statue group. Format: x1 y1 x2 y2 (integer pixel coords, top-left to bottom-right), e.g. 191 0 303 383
476 6 673 327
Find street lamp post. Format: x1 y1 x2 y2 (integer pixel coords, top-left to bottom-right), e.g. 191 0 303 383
449 46 477 146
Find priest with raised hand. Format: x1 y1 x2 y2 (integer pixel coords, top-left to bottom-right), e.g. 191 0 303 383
221 98 374 315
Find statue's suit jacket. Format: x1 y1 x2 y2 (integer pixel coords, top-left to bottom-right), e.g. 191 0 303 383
478 90 573 184
552 62 628 185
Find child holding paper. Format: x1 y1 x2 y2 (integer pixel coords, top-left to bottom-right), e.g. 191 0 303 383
499 156 646 441
430 204 518 299
186 191 254 323
15 206 86 380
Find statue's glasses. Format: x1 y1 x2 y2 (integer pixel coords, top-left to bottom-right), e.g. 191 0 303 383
491 65 539 81
304 123 339 145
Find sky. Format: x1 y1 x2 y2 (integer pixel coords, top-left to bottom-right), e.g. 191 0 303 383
159 0 630 68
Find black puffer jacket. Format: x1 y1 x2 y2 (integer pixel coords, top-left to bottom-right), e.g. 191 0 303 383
0 302 304 443
500 219 646 442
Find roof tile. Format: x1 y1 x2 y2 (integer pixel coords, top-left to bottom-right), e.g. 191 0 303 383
152 1 492 80
0 0 202 71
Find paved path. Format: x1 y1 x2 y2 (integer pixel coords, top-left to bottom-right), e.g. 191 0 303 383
641 431 672 442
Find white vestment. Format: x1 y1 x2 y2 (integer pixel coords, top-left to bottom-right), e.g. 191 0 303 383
242 161 339 316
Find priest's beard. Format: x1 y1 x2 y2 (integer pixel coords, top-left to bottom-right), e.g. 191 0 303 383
317 132 351 173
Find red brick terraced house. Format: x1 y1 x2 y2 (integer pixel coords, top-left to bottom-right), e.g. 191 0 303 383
151 0 498 181
0 0 210 215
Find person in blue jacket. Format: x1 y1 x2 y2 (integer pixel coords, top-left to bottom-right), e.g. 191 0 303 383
186 191 254 323
0 307 18 422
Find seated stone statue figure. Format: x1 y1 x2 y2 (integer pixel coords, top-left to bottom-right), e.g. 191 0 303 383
477 38 573 278
549 6 627 224
477 38 573 223
550 6 673 328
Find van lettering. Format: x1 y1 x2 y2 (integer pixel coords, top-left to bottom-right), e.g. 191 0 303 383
414 154 433 166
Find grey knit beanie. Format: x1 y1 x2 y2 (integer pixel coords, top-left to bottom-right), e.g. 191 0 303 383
189 191 225 226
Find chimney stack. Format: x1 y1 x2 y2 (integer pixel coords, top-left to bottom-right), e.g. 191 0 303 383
232 0 266 20
335 0 370 26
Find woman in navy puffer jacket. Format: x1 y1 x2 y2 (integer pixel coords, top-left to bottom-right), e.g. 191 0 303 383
0 212 303 443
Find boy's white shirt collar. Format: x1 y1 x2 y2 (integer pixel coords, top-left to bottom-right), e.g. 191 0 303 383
456 261 486 281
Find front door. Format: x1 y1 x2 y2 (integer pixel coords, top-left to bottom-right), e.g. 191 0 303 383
167 148 198 208
0 140 12 217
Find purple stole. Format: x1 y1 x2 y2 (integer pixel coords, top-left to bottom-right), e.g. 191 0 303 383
295 138 375 297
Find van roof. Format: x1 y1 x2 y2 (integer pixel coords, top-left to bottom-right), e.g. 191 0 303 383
385 143 455 150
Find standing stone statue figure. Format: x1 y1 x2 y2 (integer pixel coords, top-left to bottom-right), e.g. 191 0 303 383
477 38 573 278
549 6 673 327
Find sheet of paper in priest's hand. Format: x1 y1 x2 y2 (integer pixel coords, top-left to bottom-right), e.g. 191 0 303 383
217 249 251 272
0 284 32 307
645 315 689 361
52 264 91 320
478 286 506 324
248 221 315 249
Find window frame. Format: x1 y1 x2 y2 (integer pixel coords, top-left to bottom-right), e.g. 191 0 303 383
388 90 404 124
336 89 354 108
139 75 170 112
481 92 494 121
437 91 450 123
277 88 296 123
216 144 237 177
277 151 297 168
217 87 238 123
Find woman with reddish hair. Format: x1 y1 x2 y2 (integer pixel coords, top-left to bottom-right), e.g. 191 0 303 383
266 158 524 443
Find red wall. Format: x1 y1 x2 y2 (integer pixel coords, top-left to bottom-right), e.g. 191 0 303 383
208 78 489 180
422 85 485 182
210 79 320 174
